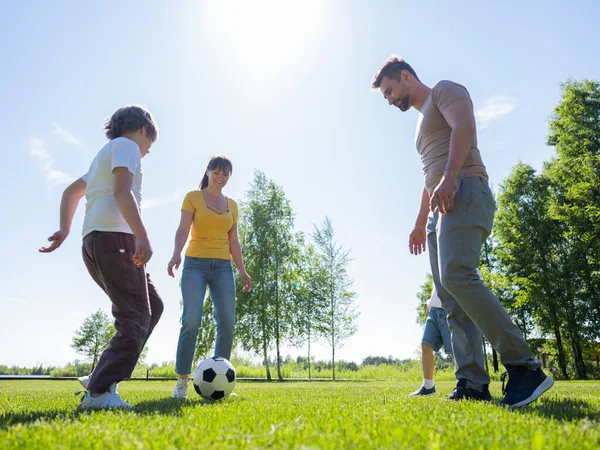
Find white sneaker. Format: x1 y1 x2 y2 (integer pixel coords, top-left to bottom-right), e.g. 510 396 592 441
77 376 118 394
78 391 134 409
172 378 189 398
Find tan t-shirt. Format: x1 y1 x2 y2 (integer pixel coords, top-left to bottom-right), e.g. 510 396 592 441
415 80 488 193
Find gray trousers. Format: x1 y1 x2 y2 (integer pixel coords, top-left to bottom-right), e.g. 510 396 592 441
427 177 541 387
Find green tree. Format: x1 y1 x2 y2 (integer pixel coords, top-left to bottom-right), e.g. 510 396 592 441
313 216 359 380
235 171 297 381
71 309 114 370
494 163 571 379
545 79 600 378
290 241 330 380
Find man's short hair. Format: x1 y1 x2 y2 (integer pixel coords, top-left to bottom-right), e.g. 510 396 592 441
371 56 420 89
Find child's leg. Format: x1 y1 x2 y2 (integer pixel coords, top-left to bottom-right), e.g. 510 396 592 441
422 343 435 380
140 272 164 352
208 260 236 360
83 232 153 394
175 258 209 377
421 308 443 384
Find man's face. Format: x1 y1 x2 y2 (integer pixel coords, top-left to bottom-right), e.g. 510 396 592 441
380 75 411 112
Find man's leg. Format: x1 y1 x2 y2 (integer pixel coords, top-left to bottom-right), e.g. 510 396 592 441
85 232 152 394
438 178 539 373
427 210 490 389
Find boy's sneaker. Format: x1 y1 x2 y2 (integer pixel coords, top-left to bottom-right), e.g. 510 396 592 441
78 391 133 409
409 385 436 396
77 376 90 390
500 366 554 408
77 377 118 394
447 379 493 402
172 378 189 399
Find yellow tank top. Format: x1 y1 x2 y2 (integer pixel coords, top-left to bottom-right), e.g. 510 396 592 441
181 190 238 260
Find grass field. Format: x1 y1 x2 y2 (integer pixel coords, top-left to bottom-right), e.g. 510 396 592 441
1 380 599 449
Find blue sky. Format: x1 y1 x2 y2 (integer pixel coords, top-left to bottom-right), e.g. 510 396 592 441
1 0 598 367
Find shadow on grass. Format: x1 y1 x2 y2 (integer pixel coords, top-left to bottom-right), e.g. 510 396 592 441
511 398 600 422
0 395 244 429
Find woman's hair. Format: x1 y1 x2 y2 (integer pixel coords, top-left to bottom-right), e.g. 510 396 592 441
104 105 158 142
200 155 233 189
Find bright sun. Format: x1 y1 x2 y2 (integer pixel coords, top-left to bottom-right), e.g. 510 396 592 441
204 0 326 78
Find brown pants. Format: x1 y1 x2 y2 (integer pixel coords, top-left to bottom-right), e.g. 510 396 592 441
82 231 163 393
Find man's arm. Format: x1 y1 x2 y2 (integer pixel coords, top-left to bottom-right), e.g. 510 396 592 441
409 186 430 255
39 177 87 253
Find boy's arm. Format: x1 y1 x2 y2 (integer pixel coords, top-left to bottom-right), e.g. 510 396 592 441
39 177 87 253
113 167 152 266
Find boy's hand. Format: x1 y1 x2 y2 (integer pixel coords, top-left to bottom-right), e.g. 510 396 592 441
39 230 69 253
133 235 153 267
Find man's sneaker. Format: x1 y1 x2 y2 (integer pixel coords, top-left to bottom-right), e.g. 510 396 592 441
500 366 554 408
77 377 118 394
172 378 189 399
78 391 134 409
409 385 436 396
447 379 493 402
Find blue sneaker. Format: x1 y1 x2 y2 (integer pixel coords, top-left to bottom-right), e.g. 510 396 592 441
447 379 492 402
409 385 436 396
501 366 554 408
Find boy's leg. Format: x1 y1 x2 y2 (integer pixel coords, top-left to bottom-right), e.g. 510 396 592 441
422 344 435 381
208 260 236 360
175 258 208 375
141 273 164 352
438 177 540 379
84 232 153 394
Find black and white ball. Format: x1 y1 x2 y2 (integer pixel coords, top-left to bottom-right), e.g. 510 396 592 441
192 357 236 400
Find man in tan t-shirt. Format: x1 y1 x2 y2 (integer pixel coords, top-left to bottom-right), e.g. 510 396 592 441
371 55 553 408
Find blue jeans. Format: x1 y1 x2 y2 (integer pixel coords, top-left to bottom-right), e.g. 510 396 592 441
175 257 236 374
422 307 453 354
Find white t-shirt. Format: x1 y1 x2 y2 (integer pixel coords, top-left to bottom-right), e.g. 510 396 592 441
427 268 483 308
81 138 143 237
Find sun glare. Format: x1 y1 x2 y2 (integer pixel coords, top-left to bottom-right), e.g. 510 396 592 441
205 0 326 78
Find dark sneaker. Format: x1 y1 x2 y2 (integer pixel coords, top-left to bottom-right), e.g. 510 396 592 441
500 366 554 408
409 385 436 396
447 379 493 402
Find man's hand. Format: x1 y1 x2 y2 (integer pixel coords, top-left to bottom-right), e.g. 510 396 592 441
133 235 153 267
409 226 427 255
430 176 457 214
39 229 69 253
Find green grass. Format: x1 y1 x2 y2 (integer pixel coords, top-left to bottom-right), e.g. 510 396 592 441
1 380 599 449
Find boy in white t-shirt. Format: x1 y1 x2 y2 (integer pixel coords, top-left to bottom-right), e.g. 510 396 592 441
40 105 163 409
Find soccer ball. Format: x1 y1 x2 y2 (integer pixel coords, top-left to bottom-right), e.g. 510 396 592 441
192 356 236 400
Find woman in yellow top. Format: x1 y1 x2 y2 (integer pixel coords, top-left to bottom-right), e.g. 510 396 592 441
167 155 251 399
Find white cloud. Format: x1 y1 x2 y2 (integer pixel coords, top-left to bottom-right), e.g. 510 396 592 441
142 190 184 209
29 137 74 185
475 96 517 129
52 123 81 146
